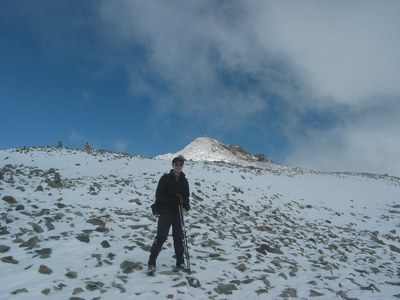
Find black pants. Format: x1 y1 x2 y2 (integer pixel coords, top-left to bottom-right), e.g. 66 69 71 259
149 207 184 265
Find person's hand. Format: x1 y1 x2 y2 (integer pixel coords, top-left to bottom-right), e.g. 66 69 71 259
182 201 190 211
177 194 184 205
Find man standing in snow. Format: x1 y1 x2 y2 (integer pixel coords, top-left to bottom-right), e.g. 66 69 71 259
148 156 190 273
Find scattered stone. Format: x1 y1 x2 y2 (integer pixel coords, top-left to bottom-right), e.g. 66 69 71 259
310 289 325 297
0 226 10 236
34 248 52 258
15 205 25 211
389 245 400 254
129 198 142 205
187 277 201 288
2 196 17 204
76 234 90 243
235 263 247 272
65 271 78 279
29 222 44 233
86 281 104 291
260 276 271 287
209 253 221 258
256 244 283 255
242 278 255 284
271 258 282 267
201 239 221 247
278 272 288 280
103 259 113 265
386 281 400 286
20 236 40 249
48 172 63 188
45 221 55 231
289 264 299 276
56 202 66 209
328 244 338 251
35 185 44 192
41 288 51 295
256 225 276 233
361 283 380 292
172 281 187 287
101 240 111 248
113 283 127 293
11 288 28 295
95 226 109 233
87 218 106 227
1 256 19 264
72 287 84 295
120 260 143 273
336 290 349 299
0 245 10 253
215 283 238 295
39 264 53 274
129 224 149 230
54 283 66 292
256 288 269 295
280 287 297 298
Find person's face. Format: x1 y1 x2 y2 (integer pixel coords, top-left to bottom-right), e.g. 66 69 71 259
172 162 183 173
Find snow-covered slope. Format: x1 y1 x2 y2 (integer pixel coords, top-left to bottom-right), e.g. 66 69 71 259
1 147 400 299
156 137 273 166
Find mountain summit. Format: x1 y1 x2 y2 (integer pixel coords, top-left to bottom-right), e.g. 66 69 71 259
156 137 272 165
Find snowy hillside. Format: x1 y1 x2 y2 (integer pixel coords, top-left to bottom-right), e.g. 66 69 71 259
1 146 400 299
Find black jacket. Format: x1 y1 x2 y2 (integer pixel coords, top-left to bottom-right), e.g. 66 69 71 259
155 170 190 210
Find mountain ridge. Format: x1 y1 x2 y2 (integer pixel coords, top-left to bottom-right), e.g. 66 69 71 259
158 137 399 180
1 142 398 180
155 137 273 165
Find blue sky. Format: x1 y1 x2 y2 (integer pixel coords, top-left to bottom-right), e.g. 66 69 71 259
1 1 400 176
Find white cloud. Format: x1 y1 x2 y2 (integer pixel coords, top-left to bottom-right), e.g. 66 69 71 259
99 1 400 110
285 101 400 176
98 1 273 127
97 0 400 175
252 1 400 105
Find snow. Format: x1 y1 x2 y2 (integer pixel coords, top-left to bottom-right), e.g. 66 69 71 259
1 145 399 299
156 137 271 166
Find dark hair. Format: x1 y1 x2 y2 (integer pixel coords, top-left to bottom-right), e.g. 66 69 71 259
172 156 185 164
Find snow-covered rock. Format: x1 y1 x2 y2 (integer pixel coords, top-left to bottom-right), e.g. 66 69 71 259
155 137 273 165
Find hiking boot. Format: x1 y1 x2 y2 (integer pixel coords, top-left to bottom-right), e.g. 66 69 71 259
175 263 188 272
147 264 156 275
148 254 156 269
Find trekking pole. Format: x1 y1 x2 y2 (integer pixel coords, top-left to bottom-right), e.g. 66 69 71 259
178 205 191 274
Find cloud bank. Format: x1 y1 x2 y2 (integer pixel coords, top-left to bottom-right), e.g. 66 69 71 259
97 0 400 175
